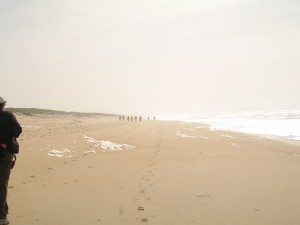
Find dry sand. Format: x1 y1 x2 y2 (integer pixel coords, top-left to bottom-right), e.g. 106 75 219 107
8 114 300 225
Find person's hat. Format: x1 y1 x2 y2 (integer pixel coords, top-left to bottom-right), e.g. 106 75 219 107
0 97 6 104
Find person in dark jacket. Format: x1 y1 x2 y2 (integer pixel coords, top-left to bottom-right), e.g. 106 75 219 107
0 97 22 225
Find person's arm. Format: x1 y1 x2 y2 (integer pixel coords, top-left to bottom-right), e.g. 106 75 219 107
9 112 22 138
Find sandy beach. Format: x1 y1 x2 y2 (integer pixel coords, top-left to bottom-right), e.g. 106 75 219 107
8 114 300 225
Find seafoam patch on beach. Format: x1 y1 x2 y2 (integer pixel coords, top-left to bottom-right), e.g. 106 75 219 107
181 122 193 125
199 136 209 139
84 135 98 144
221 134 236 139
100 140 136 152
84 135 136 152
21 125 41 129
48 149 72 158
176 131 197 138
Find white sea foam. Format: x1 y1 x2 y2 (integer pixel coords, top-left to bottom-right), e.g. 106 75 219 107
84 135 136 152
167 111 300 142
48 149 72 157
199 136 209 139
100 141 136 151
221 134 236 139
176 131 197 138
84 135 97 143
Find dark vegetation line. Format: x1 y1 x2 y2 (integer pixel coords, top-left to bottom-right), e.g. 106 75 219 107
7 108 117 117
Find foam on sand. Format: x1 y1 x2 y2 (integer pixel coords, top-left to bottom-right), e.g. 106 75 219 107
84 135 136 152
221 134 236 139
176 131 208 139
100 140 136 151
199 136 209 139
176 131 197 138
48 149 72 157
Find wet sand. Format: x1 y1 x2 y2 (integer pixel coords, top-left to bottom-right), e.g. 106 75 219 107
8 114 300 225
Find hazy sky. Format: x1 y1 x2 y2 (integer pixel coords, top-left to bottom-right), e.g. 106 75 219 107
1 0 300 116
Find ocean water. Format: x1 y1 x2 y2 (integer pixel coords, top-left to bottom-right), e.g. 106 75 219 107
162 111 300 141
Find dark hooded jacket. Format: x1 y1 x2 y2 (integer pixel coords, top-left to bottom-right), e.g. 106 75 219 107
0 111 22 144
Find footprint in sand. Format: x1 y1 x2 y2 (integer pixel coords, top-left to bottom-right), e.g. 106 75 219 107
137 206 144 211
141 218 148 223
196 195 211 198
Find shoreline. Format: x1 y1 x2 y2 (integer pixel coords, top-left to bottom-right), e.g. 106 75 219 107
162 118 300 147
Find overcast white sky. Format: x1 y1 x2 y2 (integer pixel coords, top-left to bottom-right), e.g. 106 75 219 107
1 0 299 116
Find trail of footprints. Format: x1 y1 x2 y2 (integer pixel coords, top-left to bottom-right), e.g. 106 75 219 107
134 125 201 225
134 125 164 224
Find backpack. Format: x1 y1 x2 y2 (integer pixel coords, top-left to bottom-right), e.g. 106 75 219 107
0 111 21 154
6 137 19 154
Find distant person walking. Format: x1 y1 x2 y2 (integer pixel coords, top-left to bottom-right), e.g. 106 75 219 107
139 116 142 122
0 97 22 225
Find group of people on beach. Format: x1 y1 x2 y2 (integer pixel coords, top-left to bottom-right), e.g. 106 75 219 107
118 115 156 122
119 115 142 122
